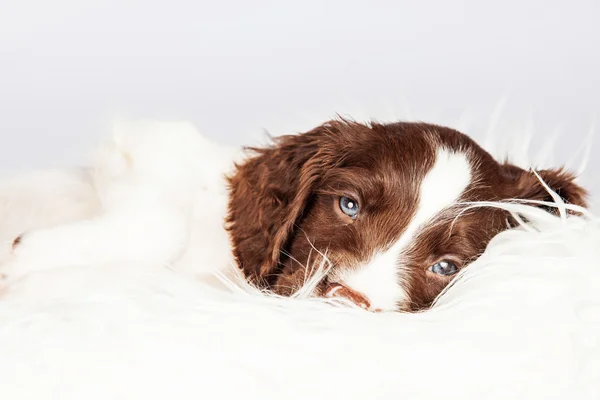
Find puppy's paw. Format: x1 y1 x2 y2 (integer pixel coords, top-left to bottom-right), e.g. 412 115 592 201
0 234 25 285
0 253 19 293
11 235 23 250
1 230 62 281
7 232 31 261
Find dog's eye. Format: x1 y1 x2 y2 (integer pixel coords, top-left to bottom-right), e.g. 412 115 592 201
339 196 359 219
428 260 458 276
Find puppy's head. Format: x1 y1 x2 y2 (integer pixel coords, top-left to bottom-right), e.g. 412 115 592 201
226 120 587 312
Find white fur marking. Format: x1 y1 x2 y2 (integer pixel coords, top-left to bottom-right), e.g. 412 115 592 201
336 148 472 311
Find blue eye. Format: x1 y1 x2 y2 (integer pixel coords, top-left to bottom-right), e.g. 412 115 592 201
429 260 458 276
339 196 359 219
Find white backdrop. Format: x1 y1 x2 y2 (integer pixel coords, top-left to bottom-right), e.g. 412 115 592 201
1 0 598 194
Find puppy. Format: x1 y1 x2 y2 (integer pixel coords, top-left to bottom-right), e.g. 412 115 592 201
226 120 588 312
0 120 239 291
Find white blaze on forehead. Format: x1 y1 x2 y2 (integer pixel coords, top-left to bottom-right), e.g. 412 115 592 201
333 147 473 311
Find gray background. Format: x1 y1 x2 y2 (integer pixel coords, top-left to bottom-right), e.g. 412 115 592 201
1 0 599 200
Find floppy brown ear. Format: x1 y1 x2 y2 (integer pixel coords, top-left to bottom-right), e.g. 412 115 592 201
226 124 335 286
505 164 588 212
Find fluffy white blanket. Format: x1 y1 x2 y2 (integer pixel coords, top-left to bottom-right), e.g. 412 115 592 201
0 119 598 400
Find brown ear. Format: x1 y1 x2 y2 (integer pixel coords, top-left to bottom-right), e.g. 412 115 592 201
505 164 588 212
226 123 336 286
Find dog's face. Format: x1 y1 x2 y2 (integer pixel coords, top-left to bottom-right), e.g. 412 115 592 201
226 121 587 312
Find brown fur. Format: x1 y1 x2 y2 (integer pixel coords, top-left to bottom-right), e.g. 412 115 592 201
226 120 587 311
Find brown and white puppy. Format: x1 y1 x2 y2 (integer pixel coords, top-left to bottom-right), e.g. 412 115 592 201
226 120 587 312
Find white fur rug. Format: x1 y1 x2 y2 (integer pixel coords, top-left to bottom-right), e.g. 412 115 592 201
0 119 599 400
